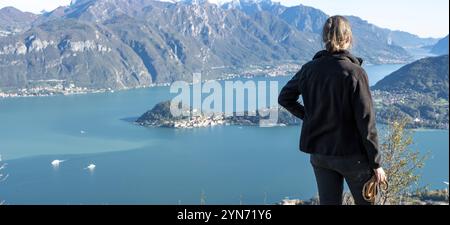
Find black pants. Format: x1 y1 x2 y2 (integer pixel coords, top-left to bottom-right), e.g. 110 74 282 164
310 154 374 205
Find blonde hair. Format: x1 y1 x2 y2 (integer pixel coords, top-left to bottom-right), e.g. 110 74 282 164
322 16 353 53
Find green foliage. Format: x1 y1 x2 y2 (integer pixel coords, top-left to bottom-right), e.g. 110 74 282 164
373 55 449 129
414 188 449 202
377 118 429 205
374 91 449 129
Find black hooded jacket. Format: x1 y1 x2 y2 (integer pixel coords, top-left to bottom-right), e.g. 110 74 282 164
278 50 381 169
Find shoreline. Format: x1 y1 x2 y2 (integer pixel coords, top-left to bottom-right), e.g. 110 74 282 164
0 83 172 100
0 62 409 100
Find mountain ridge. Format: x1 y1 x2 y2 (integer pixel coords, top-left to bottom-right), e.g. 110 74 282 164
373 55 449 129
0 6 38 36
430 35 449 55
374 55 449 98
0 0 438 93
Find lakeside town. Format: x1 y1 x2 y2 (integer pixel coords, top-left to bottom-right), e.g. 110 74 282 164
0 83 110 98
372 90 449 129
0 79 171 98
135 101 293 129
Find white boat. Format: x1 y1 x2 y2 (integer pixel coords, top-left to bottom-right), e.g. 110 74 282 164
51 159 65 167
85 163 96 171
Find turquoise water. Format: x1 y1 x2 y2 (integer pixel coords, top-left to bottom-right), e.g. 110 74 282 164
0 65 448 204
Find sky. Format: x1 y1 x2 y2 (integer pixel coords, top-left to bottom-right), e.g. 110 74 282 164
0 0 448 38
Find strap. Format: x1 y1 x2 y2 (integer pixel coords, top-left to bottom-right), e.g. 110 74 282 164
362 175 388 204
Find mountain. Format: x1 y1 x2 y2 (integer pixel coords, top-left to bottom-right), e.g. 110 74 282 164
278 4 328 34
0 0 321 91
222 1 415 64
0 18 154 90
0 7 37 37
385 30 438 48
431 35 449 55
374 55 449 99
221 0 285 16
346 18 438 59
373 55 449 129
345 16 412 64
0 0 434 93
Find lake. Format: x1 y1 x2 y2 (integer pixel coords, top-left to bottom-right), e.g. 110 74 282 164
0 64 448 204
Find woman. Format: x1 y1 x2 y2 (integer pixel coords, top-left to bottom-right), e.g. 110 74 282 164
278 16 387 205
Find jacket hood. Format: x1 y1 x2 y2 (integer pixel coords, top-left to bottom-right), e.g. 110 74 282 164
313 50 363 66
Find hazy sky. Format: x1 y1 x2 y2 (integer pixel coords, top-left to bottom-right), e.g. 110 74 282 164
0 0 448 38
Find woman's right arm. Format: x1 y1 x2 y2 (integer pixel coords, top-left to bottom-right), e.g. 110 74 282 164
278 69 305 120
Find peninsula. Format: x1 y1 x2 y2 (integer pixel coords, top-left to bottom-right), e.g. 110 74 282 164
135 101 300 128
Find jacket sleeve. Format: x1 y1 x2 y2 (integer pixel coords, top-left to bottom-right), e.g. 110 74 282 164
278 69 305 120
350 69 382 169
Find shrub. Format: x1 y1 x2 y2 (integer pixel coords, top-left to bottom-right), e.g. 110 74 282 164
377 118 428 205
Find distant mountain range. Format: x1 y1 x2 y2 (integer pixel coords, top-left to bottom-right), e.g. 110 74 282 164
373 55 449 129
431 35 449 55
0 0 442 92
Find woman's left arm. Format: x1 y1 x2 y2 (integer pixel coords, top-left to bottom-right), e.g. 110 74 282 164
350 68 381 169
